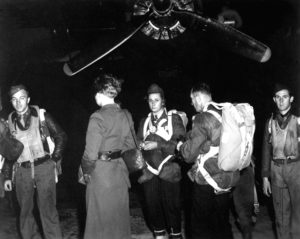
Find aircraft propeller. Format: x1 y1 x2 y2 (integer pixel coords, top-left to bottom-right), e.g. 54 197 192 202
63 0 271 76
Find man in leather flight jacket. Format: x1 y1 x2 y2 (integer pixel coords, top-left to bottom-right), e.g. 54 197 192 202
7 84 67 239
178 82 233 239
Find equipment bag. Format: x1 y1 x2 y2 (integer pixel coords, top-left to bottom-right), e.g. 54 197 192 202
204 102 255 171
0 119 24 162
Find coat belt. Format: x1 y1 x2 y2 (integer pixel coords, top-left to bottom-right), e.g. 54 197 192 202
272 157 299 165
98 150 122 161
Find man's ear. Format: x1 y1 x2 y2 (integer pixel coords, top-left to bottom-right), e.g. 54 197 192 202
290 96 294 103
273 97 276 103
27 97 30 104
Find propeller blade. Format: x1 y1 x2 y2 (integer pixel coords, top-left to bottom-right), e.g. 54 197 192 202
172 10 271 63
63 17 150 76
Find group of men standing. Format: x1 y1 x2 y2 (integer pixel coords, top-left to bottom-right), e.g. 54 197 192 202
0 79 299 239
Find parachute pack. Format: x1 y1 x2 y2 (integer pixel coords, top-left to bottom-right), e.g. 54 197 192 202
205 102 255 171
197 102 255 193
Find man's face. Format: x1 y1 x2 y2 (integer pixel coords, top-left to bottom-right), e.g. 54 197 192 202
190 91 207 112
273 89 293 113
11 90 30 114
148 93 164 114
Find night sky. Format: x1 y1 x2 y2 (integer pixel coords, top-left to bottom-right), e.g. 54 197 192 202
0 0 299 195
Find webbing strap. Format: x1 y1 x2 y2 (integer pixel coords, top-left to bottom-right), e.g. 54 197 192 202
39 109 55 155
39 109 57 183
206 110 222 122
0 155 5 171
196 150 231 194
146 155 173 175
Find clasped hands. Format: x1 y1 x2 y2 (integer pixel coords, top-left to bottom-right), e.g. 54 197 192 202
139 141 158 150
140 140 183 152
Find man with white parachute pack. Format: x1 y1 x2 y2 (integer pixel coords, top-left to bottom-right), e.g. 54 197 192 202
177 82 255 239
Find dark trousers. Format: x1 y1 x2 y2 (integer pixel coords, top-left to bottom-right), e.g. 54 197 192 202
143 176 181 237
190 183 233 239
15 160 62 239
270 160 300 239
232 166 255 239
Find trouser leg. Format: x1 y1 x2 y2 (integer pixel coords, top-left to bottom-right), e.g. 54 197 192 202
271 184 291 239
233 166 254 239
16 167 41 239
143 176 167 236
214 190 234 239
289 184 300 239
191 183 233 239
35 160 62 239
161 180 182 238
191 184 214 239
285 162 300 239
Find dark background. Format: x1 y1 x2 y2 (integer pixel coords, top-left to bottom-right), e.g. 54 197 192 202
0 0 299 204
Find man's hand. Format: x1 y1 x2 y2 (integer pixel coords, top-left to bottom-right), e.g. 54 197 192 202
4 180 12 191
263 177 272 197
83 174 91 184
176 141 183 151
143 141 158 150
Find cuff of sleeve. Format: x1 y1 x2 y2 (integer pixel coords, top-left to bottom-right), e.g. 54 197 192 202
261 171 270 178
81 161 96 175
51 156 60 162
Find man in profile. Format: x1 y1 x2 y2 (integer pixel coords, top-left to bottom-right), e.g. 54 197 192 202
177 82 234 239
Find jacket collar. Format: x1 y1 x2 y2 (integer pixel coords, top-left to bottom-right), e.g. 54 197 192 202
274 109 292 128
11 106 38 130
151 109 167 125
100 103 120 110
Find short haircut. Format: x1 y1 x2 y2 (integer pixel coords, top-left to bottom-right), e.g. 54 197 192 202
93 73 123 98
191 82 212 96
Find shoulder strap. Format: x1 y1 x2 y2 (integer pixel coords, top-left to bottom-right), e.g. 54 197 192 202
268 114 273 134
39 108 55 155
203 102 228 123
206 110 222 123
39 108 46 122
168 109 188 128
39 108 50 136
8 113 16 132
0 155 5 171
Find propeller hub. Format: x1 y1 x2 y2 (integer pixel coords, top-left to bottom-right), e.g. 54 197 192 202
152 0 172 15
134 0 194 40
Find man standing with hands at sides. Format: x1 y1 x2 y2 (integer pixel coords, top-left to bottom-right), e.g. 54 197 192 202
177 82 233 239
262 83 300 239
7 84 67 239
